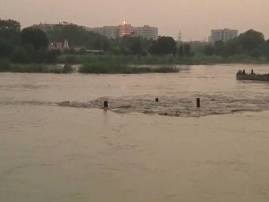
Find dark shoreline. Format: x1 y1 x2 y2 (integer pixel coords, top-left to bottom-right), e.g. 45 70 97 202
1 56 269 74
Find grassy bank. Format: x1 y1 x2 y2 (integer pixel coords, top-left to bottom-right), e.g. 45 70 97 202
0 60 72 73
2 54 269 74
58 54 269 66
0 59 178 74
79 62 179 74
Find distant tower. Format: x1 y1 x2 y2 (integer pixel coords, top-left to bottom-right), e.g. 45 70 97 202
178 31 182 43
177 30 183 46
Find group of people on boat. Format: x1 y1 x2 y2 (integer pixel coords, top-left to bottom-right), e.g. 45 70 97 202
237 69 255 75
236 68 269 81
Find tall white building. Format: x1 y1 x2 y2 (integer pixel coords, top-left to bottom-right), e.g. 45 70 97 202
89 26 119 39
134 25 158 40
89 21 158 40
209 29 238 43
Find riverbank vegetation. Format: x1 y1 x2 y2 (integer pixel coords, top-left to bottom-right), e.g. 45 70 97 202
0 60 72 73
1 19 269 74
59 54 269 66
79 62 178 74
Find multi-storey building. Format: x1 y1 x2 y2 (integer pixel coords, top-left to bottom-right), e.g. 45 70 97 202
134 25 158 40
119 21 135 37
88 26 119 39
209 29 238 43
90 21 158 40
34 21 158 40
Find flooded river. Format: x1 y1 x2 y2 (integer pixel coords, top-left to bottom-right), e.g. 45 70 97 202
1 65 269 202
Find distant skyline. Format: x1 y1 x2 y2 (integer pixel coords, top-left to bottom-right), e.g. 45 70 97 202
1 0 269 41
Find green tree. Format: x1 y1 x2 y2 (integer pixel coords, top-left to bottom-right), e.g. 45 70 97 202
0 39 14 57
149 36 177 55
0 19 20 31
11 47 31 63
44 50 60 63
177 43 192 57
21 27 49 50
203 45 214 56
203 30 266 57
0 19 21 57
130 38 144 55
251 40 269 57
183 43 192 56
237 29 265 53
118 37 145 55
177 45 184 56
214 41 225 55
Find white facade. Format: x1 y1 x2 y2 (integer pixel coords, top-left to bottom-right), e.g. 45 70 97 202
89 26 119 39
134 25 158 40
210 29 238 43
49 39 70 51
89 22 158 40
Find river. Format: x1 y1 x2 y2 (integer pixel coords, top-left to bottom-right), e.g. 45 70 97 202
1 64 269 202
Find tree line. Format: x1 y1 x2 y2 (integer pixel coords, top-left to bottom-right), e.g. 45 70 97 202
43 23 190 56
0 19 59 63
204 29 269 57
0 19 192 64
1 19 269 65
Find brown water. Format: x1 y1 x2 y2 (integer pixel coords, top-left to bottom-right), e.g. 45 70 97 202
1 65 269 202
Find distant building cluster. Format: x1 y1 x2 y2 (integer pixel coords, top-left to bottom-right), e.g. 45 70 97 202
89 26 119 40
134 25 158 40
35 21 159 40
87 21 158 40
33 21 240 46
209 29 238 43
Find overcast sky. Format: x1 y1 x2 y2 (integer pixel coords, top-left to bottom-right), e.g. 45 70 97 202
1 0 269 40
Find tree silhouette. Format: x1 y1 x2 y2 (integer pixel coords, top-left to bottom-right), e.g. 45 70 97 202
21 27 49 50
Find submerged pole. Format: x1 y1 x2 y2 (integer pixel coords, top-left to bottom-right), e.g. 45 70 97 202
196 98 200 108
104 100 109 109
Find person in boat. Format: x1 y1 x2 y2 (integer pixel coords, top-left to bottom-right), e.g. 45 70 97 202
251 69 254 75
237 70 242 75
242 69 246 74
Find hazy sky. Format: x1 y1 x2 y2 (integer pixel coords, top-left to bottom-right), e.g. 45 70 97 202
1 0 269 40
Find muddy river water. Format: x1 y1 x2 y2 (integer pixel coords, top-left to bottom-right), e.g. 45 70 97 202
1 65 269 202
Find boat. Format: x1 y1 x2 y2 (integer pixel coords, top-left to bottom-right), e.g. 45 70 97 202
236 70 269 81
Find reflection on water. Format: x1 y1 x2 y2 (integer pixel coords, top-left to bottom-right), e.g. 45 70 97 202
1 65 269 202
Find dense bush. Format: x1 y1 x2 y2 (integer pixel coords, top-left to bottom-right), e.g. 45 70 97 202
79 59 179 74
0 59 11 72
149 37 177 55
11 47 31 63
21 27 49 50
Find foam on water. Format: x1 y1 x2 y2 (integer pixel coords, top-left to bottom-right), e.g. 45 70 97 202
58 93 269 117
